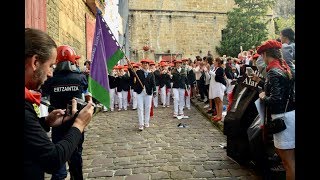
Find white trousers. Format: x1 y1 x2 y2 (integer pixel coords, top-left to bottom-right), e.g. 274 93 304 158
153 86 159 107
118 90 128 110
173 88 185 115
109 88 116 111
185 88 191 109
160 86 167 106
166 88 171 106
137 91 153 126
114 90 119 106
131 89 137 109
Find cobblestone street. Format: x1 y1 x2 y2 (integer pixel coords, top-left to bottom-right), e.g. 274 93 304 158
78 103 261 180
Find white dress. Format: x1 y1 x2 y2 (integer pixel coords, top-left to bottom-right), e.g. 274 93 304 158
208 67 226 101
271 110 295 149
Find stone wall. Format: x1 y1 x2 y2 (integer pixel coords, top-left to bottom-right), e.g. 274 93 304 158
46 0 99 67
128 0 274 60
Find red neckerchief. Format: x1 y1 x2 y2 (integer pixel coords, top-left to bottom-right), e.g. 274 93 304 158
266 59 291 74
25 87 41 106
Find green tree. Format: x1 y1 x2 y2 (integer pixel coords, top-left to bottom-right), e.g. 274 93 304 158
216 0 275 57
274 15 295 35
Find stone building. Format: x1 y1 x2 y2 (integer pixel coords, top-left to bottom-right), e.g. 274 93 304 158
128 0 274 61
25 0 105 69
25 0 276 65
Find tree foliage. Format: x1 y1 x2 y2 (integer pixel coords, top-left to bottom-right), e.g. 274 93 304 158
216 0 275 57
274 15 295 35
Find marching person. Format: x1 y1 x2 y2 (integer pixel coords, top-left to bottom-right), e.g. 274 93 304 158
128 59 156 130
24 28 94 180
171 59 189 119
150 61 161 108
42 45 92 180
116 65 130 111
183 58 194 110
130 63 140 110
108 67 118 112
159 62 170 107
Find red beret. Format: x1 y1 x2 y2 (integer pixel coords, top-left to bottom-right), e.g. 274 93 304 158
252 53 260 59
140 59 150 63
148 60 155 65
75 55 81 60
159 62 167 67
132 64 139 68
257 40 282 54
174 59 182 63
161 59 170 62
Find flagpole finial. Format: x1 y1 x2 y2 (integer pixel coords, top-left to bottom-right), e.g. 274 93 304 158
97 8 102 15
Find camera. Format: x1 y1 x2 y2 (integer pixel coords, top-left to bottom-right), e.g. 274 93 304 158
66 98 96 116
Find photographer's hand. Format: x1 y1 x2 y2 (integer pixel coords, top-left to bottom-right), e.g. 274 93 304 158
72 101 94 133
45 99 79 127
251 74 261 83
45 109 67 127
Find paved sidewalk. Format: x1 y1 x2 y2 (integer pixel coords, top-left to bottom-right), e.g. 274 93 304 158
79 102 260 179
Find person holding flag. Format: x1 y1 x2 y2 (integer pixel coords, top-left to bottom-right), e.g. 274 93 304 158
128 59 156 131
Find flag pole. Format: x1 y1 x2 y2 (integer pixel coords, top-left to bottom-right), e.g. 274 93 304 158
98 12 144 89
124 56 144 89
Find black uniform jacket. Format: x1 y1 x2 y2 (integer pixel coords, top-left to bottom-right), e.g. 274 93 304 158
171 68 189 89
117 73 130 92
153 69 161 86
108 74 118 89
129 68 156 95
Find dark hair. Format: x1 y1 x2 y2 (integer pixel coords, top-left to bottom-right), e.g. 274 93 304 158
202 56 207 61
25 28 57 64
207 56 213 65
84 60 91 66
265 48 292 79
281 28 295 42
215 57 223 65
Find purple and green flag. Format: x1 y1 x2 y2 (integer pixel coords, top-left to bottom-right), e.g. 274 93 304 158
88 13 124 108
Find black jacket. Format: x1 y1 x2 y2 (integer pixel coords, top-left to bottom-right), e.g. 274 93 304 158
24 101 82 180
108 75 118 89
172 68 189 89
153 69 161 86
159 73 170 88
187 68 196 86
263 68 295 114
117 73 130 92
129 68 156 95
42 71 87 132
214 67 227 86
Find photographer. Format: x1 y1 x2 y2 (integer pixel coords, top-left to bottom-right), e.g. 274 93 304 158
41 45 92 180
24 28 94 180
